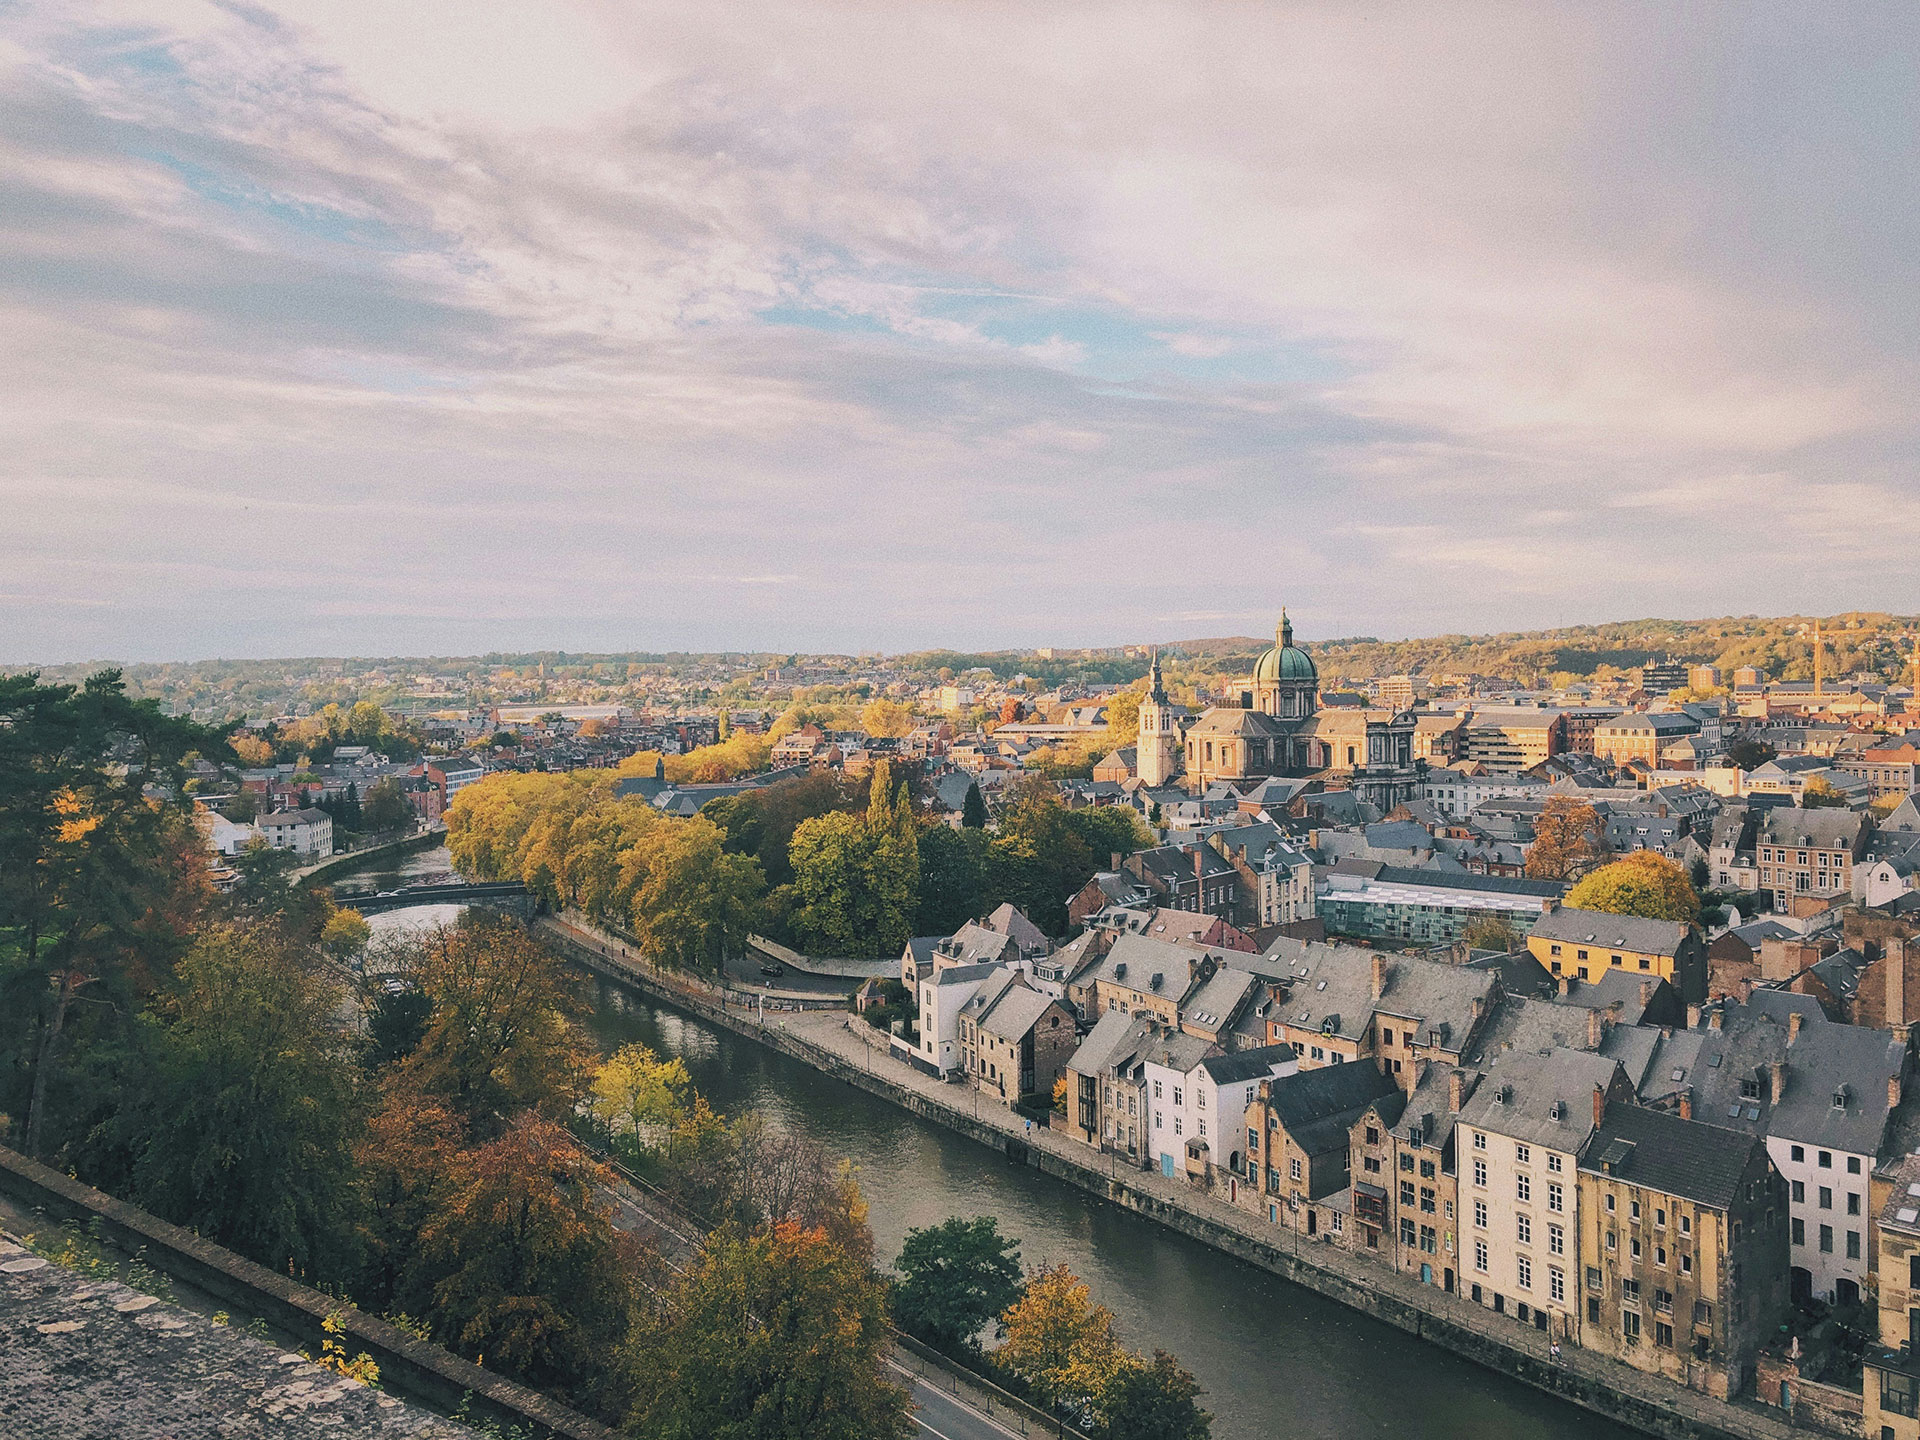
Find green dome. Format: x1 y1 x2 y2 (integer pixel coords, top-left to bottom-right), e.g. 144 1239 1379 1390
1254 612 1317 684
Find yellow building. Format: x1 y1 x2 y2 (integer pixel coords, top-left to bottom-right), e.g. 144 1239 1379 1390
1526 907 1709 1004
1866 1153 1920 1440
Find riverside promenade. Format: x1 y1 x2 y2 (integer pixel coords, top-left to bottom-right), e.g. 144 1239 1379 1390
540 912 1805 1440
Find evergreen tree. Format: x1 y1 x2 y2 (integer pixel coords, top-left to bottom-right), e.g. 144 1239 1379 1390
961 782 989 829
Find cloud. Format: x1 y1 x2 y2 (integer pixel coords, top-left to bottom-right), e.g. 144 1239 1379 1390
0 1 1915 661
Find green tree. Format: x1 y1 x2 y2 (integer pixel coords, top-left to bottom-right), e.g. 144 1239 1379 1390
893 1215 1024 1356
624 818 765 974
0 670 223 1157
916 824 994 935
590 1042 691 1153
1461 915 1519 952
788 796 919 958
362 775 412 832
1727 738 1777 771
1564 851 1699 924
1095 1351 1212 1440
961 782 989 829
120 923 361 1283
626 1220 912 1440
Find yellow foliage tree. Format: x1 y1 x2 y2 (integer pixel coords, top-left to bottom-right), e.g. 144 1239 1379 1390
995 1264 1128 1416
858 698 916 738
1564 851 1699 924
590 1042 690 1150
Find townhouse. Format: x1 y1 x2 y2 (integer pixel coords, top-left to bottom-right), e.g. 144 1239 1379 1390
1456 1047 1638 1339
1259 942 1498 1076
1350 1063 1479 1291
1243 1061 1400 1235
1866 1151 1920 1440
1754 807 1872 914
1576 1105 1787 1397
954 969 1077 1106
1526 907 1709 1004
1063 1009 1156 1161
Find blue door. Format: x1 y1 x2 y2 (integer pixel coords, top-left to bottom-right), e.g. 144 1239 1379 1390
1161 1153 1175 1178
1421 1263 1433 1286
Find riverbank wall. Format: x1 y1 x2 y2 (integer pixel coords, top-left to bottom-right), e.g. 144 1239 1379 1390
541 918 1801 1440
296 827 446 890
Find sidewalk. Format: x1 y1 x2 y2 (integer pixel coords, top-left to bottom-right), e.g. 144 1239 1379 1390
544 914 1800 1440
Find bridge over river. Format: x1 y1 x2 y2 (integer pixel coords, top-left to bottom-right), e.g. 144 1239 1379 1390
331 880 537 917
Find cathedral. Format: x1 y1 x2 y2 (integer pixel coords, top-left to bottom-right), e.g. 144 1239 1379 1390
1136 612 1424 812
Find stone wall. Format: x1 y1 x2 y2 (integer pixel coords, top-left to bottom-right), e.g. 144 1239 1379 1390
0 1146 614 1440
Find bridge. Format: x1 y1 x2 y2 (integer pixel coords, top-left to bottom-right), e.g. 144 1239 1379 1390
330 881 537 917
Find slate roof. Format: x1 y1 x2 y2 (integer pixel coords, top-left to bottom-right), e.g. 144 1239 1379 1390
1182 967 1259 1033
1529 907 1691 957
1755 807 1868 849
1263 1062 1400 1158
983 903 1049 954
1086 932 1210 999
1457 1047 1628 1149
938 922 1018 967
1579 1104 1766 1211
1200 1043 1298 1084
1259 939 1496 1050
979 983 1063 1044
1067 1008 1153 1076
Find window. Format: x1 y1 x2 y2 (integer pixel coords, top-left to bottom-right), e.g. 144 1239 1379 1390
1515 1143 1531 1164
1792 1180 1805 1202
1586 1266 1603 1291
1401 1181 1416 1207
1517 1254 1532 1290
1420 1159 1436 1180
1605 1194 1616 1213
1631 1237 1642 1260
1655 1208 1666 1229
1517 1214 1532 1245
1680 1252 1693 1275
1383 1028 1394 1045
1549 1223 1565 1256
1820 1151 1833 1168
1680 1212 1691 1236
1656 1246 1667 1267
1792 1218 1805 1246
1850 1157 1863 1175
1882 1371 1920 1420
1420 1225 1437 1254
1474 1240 1489 1273
1548 1183 1563 1213
1655 1321 1674 1349
1473 1131 1486 1150
1290 1157 1303 1182
1153 1080 1163 1099
1172 1087 1183 1106
1365 1126 1379 1145
1819 1224 1834 1254
1849 1193 1862 1216
1792 1145 1805 1163
1654 1288 1673 1315
1517 1173 1531 1202
1819 1186 1833 1210
1155 1111 1163 1129
1401 1218 1417 1247
1421 1187 1437 1214
1173 1118 1182 1136
1622 1310 1641 1342
1400 1152 1415 1172
1694 1300 1712 1325
1547 1153 1562 1174
1474 1201 1488 1229
1848 1231 1862 1260
1622 1278 1641 1302
1549 1268 1565 1304
1473 1160 1487 1187
1630 1199 1641 1221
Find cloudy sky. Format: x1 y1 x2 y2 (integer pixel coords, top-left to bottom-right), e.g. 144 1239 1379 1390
4 3 1917 661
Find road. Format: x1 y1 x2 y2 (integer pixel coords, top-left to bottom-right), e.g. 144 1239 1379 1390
601 1175 1029 1440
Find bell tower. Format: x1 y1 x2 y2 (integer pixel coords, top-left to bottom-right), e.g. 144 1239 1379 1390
1136 650 1180 787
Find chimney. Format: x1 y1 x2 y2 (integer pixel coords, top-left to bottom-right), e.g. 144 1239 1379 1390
1592 1084 1606 1129
1470 995 1484 1024
1193 847 1205 894
1771 1060 1787 1101
1789 1010 1804 1044
1891 1074 1904 1111
1686 1003 1702 1030
1372 953 1388 1001
1678 1088 1693 1121
1587 1008 1605 1050
1709 1007 1724 1032
1449 1069 1465 1114
1111 851 1122 872
1890 937 1908 1027
1404 1058 1421 1097
1640 980 1655 1009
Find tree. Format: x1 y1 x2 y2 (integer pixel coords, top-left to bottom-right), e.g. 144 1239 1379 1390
1525 796 1604 881
961 782 989 829
858 698 915 739
999 697 1026 724
321 907 371 964
362 775 412 832
1802 777 1853 809
916 824 993 935
591 1042 691 1153
0 670 224 1157
416 1117 642 1411
623 818 764 974
397 915 590 1133
626 1221 912 1440
120 923 361 1284
1102 687 1144 749
995 1264 1128 1418
1565 851 1699 924
1461 915 1519 952
1727 738 1777 771
1095 1351 1212 1440
893 1216 1024 1356
789 805 918 959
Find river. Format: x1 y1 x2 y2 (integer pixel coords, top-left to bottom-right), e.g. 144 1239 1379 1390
356 862 1633 1440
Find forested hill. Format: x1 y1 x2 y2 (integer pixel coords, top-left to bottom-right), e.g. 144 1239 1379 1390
1164 613 1919 688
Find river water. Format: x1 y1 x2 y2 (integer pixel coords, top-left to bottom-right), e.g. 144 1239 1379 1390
356 860 1632 1440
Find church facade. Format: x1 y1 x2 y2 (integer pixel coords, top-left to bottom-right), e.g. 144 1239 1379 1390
1138 613 1424 812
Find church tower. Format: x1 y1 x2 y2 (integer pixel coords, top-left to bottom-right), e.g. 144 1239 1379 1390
1136 650 1180 786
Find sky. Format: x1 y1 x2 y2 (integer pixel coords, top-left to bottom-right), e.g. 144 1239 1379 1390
4 2 1918 663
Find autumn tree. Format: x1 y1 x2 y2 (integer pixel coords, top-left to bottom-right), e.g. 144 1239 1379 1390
1461 914 1519 952
1525 796 1605 881
893 1215 1024 1357
361 775 413 832
996 1264 1129 1419
397 914 590 1133
1102 686 1145 749
119 923 362 1284
1802 777 1853 809
626 1221 912 1440
591 1042 691 1154
858 698 915 738
622 817 764 974
416 1117 643 1411
1564 851 1700 925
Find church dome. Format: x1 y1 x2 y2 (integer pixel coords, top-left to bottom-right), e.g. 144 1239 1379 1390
1253 611 1317 684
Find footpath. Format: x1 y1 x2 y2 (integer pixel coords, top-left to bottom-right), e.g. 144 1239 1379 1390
541 913 1803 1440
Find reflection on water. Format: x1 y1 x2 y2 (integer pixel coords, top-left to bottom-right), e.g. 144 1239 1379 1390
581 978 1636 1440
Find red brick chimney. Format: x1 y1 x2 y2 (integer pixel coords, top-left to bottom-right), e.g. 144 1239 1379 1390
1587 1007 1605 1050
1771 1060 1787 1101
1592 1084 1606 1129
1789 1010 1804 1045
1372 953 1388 1001
1678 1088 1693 1121
1449 1069 1465 1114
